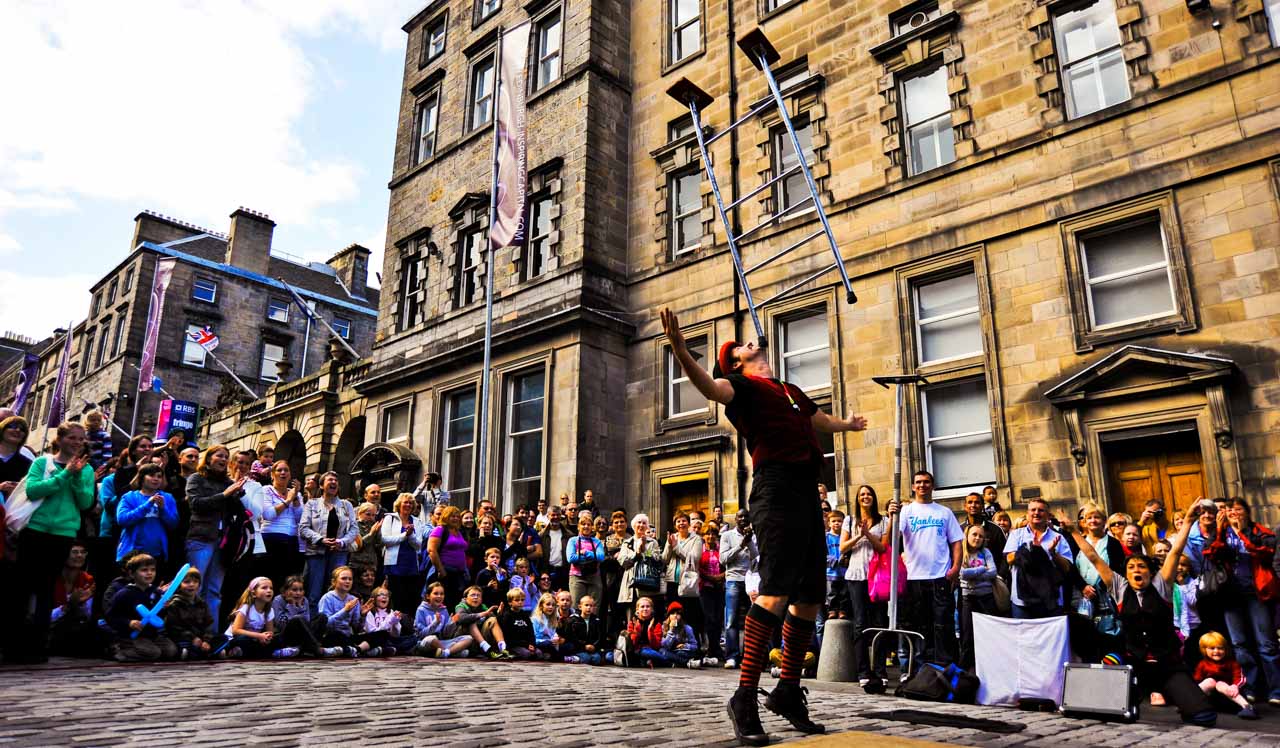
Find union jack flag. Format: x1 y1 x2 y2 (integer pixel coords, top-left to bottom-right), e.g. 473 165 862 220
187 325 219 352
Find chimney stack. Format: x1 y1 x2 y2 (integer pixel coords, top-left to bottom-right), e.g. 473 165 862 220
226 207 275 276
327 244 371 298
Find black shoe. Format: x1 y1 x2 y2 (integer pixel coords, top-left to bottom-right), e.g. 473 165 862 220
765 681 825 735
727 686 770 746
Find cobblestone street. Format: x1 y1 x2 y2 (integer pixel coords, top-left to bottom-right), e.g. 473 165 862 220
4 659 1280 747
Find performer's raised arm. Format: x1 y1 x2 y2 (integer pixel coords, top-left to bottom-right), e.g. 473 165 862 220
661 308 734 405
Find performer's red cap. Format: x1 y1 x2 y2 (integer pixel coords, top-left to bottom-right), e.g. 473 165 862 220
717 340 739 377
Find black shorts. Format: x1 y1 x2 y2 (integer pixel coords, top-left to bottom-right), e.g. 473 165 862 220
748 463 825 606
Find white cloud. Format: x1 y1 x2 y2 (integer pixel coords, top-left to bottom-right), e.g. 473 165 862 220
0 0 418 237
0 269 94 340
0 233 18 255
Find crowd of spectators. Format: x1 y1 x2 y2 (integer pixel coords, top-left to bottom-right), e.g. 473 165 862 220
1 411 1277 728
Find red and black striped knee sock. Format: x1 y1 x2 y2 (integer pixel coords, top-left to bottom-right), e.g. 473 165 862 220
779 614 816 685
739 604 781 691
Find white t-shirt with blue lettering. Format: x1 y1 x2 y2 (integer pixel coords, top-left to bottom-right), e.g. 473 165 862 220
899 501 964 580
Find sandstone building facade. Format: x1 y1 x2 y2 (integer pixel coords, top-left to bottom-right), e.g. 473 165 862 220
205 0 1280 527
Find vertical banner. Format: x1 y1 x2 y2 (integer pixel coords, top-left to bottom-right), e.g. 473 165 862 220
45 324 74 428
10 353 39 413
489 21 531 252
138 257 177 391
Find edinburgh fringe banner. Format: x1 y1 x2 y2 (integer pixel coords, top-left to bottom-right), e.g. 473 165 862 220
45 324 74 428
138 258 177 391
490 21 531 253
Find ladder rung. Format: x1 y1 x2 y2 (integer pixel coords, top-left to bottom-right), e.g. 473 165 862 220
705 98 777 146
758 261 840 308
735 197 815 244
744 229 825 275
728 163 804 212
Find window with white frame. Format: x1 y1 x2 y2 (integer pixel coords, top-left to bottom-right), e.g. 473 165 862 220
467 55 496 131
397 242 427 331
533 10 562 91
476 0 499 23
1079 217 1176 329
107 280 118 305
892 2 940 36
414 91 440 165
259 342 285 381
182 324 207 367
779 311 830 391
670 168 703 256
670 0 701 64
901 63 955 175
424 14 447 62
914 272 982 365
332 317 351 339
1053 0 1130 119
443 388 477 507
668 116 696 142
111 313 127 359
91 292 101 317
772 120 814 215
192 278 218 303
123 266 135 292
267 299 290 323
381 402 411 444
505 369 545 510
1268 0 1280 46
454 226 485 308
667 338 707 418
922 377 995 491
522 195 552 282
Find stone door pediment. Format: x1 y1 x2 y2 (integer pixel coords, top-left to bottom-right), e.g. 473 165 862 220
1044 345 1233 407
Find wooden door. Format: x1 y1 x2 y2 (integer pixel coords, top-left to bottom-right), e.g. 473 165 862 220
1105 432 1203 518
662 476 710 533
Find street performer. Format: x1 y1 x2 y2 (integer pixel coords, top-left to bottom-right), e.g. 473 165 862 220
661 308 868 746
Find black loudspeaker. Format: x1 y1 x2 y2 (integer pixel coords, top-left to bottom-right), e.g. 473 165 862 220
1059 663 1139 722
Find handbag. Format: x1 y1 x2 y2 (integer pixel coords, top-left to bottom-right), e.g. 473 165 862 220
4 456 55 544
632 547 663 591
992 576 1011 614
868 546 907 603
1198 555 1237 609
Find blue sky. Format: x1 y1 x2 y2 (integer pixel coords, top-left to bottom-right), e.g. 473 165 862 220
0 0 425 340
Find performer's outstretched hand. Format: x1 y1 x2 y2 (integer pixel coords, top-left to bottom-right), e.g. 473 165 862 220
843 412 868 431
660 308 685 352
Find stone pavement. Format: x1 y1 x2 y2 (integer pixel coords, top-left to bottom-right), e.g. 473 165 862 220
2 658 1279 747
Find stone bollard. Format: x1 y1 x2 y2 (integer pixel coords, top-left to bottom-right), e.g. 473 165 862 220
816 618 858 683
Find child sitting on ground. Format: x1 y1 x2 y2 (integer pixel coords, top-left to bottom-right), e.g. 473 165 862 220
498 588 539 660
163 568 224 659
1193 631 1258 719
225 577 288 659
627 596 664 668
271 574 335 657
353 561 379 602
532 592 575 662
363 586 409 656
318 566 373 658
509 557 539 612
107 554 179 662
414 582 474 658
567 594 607 665
658 601 702 668
453 585 512 660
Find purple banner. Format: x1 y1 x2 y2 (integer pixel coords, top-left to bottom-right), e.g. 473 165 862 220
10 353 38 414
138 258 176 391
45 324 73 428
490 21 531 252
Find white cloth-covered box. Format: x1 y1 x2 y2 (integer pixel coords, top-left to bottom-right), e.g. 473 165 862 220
973 613 1070 706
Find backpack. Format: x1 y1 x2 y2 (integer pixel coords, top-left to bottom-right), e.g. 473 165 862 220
898 663 980 704
219 495 256 565
867 546 907 603
612 630 630 667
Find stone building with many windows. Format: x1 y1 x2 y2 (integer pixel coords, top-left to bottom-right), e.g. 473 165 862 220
206 0 1280 528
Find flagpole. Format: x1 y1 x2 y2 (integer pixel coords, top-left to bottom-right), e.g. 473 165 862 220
203 347 259 400
278 279 360 360
475 26 506 511
128 362 175 400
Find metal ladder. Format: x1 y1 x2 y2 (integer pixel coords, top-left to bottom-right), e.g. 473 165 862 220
667 28 856 347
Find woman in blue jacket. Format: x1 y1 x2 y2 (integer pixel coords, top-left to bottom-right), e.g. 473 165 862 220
116 464 179 564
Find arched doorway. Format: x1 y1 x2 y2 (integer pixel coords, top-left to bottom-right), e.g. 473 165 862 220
350 442 422 511
332 416 366 499
274 430 307 484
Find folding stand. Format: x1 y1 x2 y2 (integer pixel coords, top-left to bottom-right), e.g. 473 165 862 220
862 373 928 690
667 28 856 347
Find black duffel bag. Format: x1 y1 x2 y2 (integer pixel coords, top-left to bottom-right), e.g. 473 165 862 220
897 663 980 704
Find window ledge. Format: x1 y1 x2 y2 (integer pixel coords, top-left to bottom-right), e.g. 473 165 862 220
662 48 706 78
656 409 717 435
1076 316 1195 353
760 0 805 24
